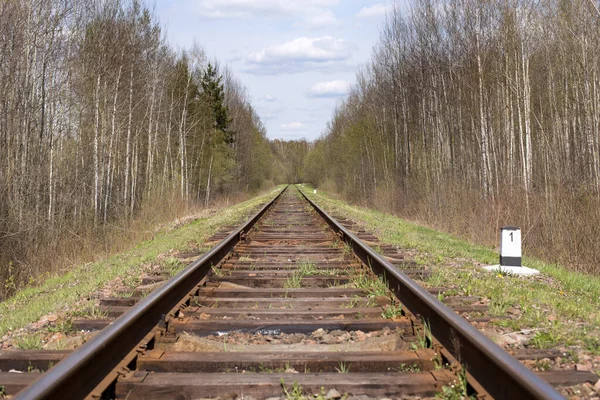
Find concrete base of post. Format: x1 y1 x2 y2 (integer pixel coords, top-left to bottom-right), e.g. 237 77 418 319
482 265 540 276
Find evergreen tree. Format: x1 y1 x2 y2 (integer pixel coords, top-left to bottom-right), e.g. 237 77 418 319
201 63 234 144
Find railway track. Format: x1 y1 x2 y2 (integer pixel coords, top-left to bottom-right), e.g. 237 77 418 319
0 185 578 399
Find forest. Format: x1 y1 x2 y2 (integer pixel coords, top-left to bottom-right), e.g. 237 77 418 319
303 0 600 274
5 0 600 299
0 0 284 298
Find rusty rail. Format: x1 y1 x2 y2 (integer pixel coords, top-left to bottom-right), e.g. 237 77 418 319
297 186 562 400
15 186 287 400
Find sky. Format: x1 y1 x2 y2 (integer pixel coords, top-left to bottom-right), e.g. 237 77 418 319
151 0 397 141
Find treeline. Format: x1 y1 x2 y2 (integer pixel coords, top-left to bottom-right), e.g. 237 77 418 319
270 140 310 184
304 0 600 273
0 0 275 297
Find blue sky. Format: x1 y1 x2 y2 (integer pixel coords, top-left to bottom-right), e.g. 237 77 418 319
152 0 396 141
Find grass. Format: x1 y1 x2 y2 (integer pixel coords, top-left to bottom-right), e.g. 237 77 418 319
412 320 433 350
300 185 600 352
280 379 305 400
335 361 350 373
283 261 319 288
15 332 45 350
0 186 285 337
436 367 474 400
351 273 388 297
381 303 403 319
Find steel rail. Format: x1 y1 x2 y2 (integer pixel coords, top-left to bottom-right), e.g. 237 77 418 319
16 186 288 400
298 186 562 400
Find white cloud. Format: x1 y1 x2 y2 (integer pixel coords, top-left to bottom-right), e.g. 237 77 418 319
248 37 351 64
356 3 391 18
307 80 350 98
263 94 277 102
244 36 356 74
281 122 304 130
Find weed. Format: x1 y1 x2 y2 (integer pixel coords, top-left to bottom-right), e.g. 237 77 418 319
297 261 317 276
114 290 135 298
258 363 273 373
351 274 388 297
433 353 445 370
382 303 403 319
46 319 75 334
343 296 361 308
284 261 320 288
584 337 600 355
280 378 305 400
15 333 44 350
436 367 474 400
492 268 516 278
335 361 350 373
412 320 432 350
397 363 421 373
211 266 223 277
284 274 303 289
343 243 352 256
0 385 5 397
535 359 551 371
531 331 556 349
315 387 327 400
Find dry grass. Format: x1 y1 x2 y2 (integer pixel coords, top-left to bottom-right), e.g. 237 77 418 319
330 178 600 276
0 187 276 301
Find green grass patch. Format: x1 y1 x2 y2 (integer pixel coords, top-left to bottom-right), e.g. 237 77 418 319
300 185 600 350
0 186 284 336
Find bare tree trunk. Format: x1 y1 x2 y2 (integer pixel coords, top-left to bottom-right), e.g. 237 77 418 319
93 74 101 226
124 67 134 216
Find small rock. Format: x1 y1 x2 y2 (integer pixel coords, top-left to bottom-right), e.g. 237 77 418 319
325 389 341 399
593 379 600 393
321 334 337 344
47 314 58 322
312 328 326 338
576 364 590 371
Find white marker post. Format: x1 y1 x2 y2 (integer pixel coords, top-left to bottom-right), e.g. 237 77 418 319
314 189 317 194
482 226 539 276
500 226 521 267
